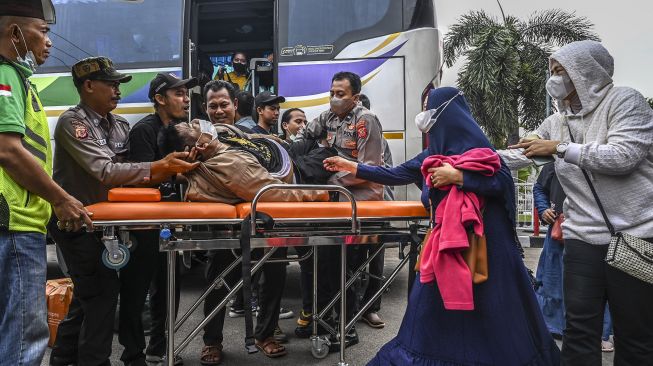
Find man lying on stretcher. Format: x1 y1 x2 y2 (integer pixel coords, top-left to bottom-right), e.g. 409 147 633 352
158 119 328 203
158 119 326 359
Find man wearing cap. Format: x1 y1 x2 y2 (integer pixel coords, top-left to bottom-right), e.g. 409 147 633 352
252 91 285 135
127 72 197 366
48 57 198 366
0 1 94 364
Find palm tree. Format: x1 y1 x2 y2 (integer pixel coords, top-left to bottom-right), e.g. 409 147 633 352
444 2 599 147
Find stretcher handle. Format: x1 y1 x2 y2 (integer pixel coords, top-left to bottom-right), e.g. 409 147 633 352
249 184 358 235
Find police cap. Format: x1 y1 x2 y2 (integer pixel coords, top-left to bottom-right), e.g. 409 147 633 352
72 57 132 87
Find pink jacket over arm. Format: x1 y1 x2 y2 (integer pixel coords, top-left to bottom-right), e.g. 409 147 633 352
419 148 500 310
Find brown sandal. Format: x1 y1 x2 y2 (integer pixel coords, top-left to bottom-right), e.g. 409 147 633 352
200 344 223 365
255 337 287 358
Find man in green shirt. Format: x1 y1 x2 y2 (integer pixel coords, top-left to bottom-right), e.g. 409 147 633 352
0 1 92 364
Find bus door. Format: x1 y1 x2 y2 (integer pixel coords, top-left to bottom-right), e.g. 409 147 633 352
184 0 277 119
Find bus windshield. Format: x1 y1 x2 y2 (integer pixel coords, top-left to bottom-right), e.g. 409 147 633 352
278 0 435 62
41 0 183 73
278 0 401 61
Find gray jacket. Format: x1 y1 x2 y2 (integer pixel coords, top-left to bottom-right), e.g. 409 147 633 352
534 41 653 244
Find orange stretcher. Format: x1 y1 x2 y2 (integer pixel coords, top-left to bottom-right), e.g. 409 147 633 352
86 185 428 366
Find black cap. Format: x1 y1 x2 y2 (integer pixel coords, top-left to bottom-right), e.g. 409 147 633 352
72 57 132 86
148 73 198 101
0 0 56 24
255 91 285 108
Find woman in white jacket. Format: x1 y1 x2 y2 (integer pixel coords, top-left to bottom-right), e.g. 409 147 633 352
510 40 653 366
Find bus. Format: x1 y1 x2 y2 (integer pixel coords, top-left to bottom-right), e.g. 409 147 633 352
35 0 442 200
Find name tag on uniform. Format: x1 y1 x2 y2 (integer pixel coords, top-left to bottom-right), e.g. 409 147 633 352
114 142 124 148
96 139 107 146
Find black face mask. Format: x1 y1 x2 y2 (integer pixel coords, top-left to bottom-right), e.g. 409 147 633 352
232 62 247 74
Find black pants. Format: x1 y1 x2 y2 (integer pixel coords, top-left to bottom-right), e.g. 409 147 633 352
146 250 182 358
48 221 119 366
230 271 261 311
361 245 384 314
117 230 159 363
316 245 360 324
203 248 287 345
295 245 313 313
50 223 159 365
562 239 653 366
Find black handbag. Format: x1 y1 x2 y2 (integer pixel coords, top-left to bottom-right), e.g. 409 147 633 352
566 124 653 284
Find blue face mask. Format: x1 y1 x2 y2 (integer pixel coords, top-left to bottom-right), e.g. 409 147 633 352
11 26 37 72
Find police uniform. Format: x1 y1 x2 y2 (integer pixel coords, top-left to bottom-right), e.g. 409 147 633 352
301 104 384 200
48 57 154 366
298 103 385 345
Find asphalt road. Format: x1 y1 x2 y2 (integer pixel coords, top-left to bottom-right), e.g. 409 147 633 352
43 246 615 366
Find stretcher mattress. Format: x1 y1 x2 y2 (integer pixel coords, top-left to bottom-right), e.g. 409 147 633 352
86 189 428 221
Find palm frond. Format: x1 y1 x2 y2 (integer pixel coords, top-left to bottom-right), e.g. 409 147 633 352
443 10 499 67
517 43 550 131
458 28 520 146
520 9 600 46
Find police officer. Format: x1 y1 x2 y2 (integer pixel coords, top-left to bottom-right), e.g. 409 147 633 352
296 71 384 348
128 72 197 366
48 57 198 366
0 2 93 365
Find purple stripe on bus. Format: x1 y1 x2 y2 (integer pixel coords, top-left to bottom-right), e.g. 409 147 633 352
278 42 405 97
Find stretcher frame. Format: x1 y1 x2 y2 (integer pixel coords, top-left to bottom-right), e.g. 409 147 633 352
89 185 427 366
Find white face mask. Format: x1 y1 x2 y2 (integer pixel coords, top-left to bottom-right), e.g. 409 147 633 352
11 26 37 72
546 74 575 100
414 91 463 133
196 119 218 146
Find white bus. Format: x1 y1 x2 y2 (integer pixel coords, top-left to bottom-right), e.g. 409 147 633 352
36 0 442 200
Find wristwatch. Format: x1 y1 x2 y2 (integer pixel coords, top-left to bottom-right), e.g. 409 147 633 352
556 142 569 159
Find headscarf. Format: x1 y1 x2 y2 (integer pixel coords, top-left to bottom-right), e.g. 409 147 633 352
420 87 517 227
422 87 494 156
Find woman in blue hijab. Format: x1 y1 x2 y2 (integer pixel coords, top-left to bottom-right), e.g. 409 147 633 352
324 87 559 365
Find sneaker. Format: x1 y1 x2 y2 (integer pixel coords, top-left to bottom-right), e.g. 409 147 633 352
273 326 289 343
279 306 294 320
296 310 312 327
601 339 614 352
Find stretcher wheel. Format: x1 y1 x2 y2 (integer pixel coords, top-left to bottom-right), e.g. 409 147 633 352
310 335 330 359
102 244 130 270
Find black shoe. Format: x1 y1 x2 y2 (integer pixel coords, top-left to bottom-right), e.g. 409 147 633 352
145 354 184 365
125 357 147 366
49 355 77 366
328 326 359 352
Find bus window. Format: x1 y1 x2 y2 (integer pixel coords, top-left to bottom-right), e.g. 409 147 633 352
41 0 183 73
278 0 402 61
403 0 436 30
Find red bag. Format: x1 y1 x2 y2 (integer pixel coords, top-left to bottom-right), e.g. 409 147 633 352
551 213 565 242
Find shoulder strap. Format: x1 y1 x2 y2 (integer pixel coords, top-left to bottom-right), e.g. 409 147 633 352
566 123 616 235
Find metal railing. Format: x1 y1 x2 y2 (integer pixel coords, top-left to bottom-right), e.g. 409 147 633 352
515 182 535 231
